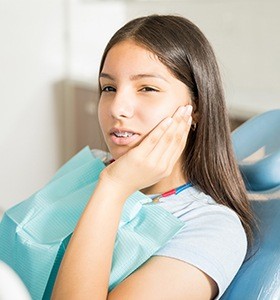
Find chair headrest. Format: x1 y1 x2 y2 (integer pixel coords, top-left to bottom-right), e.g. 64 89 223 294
232 109 280 191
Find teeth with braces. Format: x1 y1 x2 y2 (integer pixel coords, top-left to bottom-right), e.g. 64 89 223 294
114 132 134 138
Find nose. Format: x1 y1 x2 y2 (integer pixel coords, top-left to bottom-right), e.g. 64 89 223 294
110 90 135 119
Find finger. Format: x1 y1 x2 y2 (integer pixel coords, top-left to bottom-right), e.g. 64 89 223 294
136 116 174 156
157 115 192 175
162 106 192 159
150 105 192 159
150 105 192 164
166 105 193 155
163 115 192 168
139 107 180 158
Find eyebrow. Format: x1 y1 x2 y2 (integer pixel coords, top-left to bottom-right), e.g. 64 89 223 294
99 72 169 83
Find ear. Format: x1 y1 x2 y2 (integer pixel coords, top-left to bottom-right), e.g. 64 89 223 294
191 100 199 125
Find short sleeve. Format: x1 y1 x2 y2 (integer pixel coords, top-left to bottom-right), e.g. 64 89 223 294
153 200 247 299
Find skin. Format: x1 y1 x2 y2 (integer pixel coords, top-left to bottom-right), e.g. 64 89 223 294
98 40 192 195
51 40 218 300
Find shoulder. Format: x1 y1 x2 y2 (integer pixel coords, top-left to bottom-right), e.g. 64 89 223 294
156 185 247 248
156 185 247 245
153 186 247 298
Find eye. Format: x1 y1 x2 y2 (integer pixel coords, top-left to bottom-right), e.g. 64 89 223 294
140 86 159 92
101 86 116 93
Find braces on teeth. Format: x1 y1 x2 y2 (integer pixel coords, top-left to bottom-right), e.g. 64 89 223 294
114 132 134 138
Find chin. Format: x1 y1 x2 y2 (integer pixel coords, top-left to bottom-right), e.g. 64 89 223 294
106 135 144 160
109 146 130 160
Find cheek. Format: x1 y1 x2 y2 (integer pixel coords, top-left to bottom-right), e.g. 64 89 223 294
153 99 180 118
97 102 107 132
143 92 189 130
139 102 176 131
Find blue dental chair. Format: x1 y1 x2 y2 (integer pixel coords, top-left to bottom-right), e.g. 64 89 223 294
221 109 280 300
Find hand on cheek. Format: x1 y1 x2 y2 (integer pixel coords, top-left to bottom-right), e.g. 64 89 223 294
100 105 193 195
154 104 193 171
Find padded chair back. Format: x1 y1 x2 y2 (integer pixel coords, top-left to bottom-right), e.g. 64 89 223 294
221 109 280 300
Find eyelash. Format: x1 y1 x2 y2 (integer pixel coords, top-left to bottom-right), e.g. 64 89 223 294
101 86 116 93
100 86 159 93
140 86 159 92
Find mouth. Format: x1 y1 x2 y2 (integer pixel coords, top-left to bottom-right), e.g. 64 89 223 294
109 128 139 145
112 131 135 138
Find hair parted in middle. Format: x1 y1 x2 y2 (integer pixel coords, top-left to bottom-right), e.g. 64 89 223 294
98 14 256 248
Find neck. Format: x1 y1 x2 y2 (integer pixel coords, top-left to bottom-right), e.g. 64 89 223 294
140 159 187 195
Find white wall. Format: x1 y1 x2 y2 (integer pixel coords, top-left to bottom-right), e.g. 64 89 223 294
68 0 126 82
0 0 66 211
0 0 126 212
126 0 280 118
1 0 280 212
63 0 126 159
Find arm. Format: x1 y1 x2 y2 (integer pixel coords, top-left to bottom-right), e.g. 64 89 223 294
51 178 131 300
51 105 192 299
108 256 218 300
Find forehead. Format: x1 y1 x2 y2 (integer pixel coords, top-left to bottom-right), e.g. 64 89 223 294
101 40 174 78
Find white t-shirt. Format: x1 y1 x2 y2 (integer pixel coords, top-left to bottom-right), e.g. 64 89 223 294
147 185 247 299
91 150 247 298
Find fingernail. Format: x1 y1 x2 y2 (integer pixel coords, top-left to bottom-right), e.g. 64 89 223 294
179 106 187 116
185 105 193 115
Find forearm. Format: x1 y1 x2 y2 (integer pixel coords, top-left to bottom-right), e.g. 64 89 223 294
51 177 132 300
51 106 191 299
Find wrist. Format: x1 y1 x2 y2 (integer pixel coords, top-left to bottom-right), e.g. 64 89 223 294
99 169 136 199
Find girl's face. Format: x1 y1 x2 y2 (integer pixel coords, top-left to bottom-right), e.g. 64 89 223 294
98 39 192 160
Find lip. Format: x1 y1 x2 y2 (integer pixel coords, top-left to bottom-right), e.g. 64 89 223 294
109 127 140 145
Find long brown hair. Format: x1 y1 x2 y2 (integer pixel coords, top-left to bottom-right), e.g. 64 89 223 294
98 15 256 248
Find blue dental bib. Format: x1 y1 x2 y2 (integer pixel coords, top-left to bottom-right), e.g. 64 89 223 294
0 147 184 299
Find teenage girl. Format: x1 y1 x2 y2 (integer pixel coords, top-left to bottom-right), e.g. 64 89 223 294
52 15 255 300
